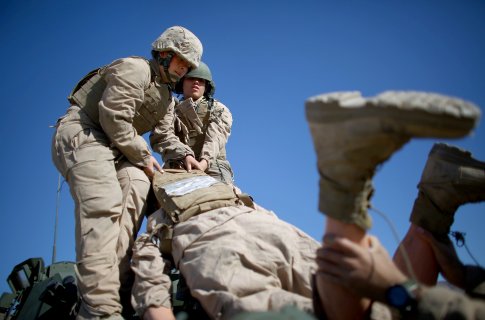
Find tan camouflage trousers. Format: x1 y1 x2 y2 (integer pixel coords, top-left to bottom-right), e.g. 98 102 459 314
51 107 150 318
132 206 319 319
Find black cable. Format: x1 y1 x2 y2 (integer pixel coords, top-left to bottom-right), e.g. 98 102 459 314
450 231 482 268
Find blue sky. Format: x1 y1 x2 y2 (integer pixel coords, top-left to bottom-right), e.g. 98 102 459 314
1 0 484 294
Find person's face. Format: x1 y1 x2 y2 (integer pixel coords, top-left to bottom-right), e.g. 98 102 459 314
183 77 206 100
167 54 190 79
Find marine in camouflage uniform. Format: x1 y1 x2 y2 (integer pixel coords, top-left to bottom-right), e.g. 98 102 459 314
130 170 319 320
51 26 203 319
166 61 234 184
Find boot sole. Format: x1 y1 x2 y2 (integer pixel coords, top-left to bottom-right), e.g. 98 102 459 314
306 91 481 138
429 143 485 170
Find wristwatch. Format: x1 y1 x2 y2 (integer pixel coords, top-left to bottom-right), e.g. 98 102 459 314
385 280 419 313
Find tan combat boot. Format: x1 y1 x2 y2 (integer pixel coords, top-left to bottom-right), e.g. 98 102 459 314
305 91 481 230
410 143 485 237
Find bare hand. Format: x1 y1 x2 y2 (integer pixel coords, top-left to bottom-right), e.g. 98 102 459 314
143 156 162 178
317 235 407 302
198 159 208 172
415 226 466 289
184 155 201 171
143 306 175 320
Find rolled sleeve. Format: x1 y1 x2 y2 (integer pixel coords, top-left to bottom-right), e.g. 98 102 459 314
200 101 232 166
150 101 194 162
131 234 172 316
415 286 485 319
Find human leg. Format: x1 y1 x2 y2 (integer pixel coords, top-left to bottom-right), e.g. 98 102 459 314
116 160 151 316
393 224 440 285
409 143 485 237
68 159 124 318
52 111 126 318
306 91 480 233
305 91 481 319
394 143 485 285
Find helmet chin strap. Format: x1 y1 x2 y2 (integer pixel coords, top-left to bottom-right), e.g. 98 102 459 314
157 52 181 84
168 72 181 83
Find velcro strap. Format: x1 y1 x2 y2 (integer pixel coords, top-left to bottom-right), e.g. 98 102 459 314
153 170 239 223
236 193 255 209
150 223 174 255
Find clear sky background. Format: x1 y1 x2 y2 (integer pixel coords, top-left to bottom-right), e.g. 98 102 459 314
1 0 484 294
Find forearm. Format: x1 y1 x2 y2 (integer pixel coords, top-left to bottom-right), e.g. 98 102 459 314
151 104 194 162
143 306 175 320
200 105 232 165
199 123 227 166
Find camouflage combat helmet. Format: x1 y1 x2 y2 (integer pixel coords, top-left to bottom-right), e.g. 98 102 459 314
175 61 216 97
152 26 203 69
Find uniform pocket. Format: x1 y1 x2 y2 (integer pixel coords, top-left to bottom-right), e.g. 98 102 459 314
71 127 111 150
55 123 118 173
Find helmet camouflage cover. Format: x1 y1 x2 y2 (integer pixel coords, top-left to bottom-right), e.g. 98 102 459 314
152 26 203 68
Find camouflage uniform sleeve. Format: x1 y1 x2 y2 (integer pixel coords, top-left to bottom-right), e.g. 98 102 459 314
200 101 232 167
413 286 485 319
98 57 152 167
131 233 172 316
150 99 195 162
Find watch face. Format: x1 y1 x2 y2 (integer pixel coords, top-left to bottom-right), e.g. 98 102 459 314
387 285 411 308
